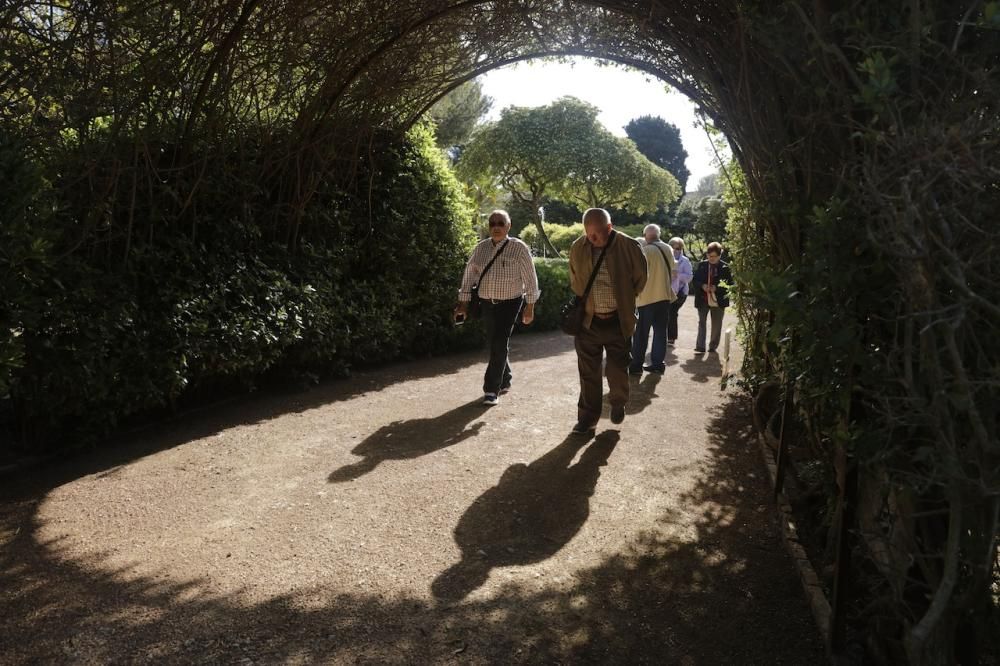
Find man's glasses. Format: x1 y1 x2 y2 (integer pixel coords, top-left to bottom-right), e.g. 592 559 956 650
488 219 506 227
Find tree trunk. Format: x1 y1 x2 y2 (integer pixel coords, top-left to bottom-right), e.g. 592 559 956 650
533 203 560 257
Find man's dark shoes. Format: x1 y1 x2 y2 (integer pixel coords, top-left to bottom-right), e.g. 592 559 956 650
571 421 596 435
643 365 665 374
610 406 625 425
694 348 706 354
628 367 642 376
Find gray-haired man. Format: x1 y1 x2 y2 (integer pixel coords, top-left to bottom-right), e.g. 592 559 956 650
455 210 540 406
629 224 676 375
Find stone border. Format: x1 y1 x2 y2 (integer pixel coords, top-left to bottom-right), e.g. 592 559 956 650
757 434 832 648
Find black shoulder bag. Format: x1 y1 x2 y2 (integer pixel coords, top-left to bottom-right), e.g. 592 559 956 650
560 235 613 336
467 239 510 319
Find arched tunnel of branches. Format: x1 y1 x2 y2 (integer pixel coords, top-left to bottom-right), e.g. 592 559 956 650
2 1 998 662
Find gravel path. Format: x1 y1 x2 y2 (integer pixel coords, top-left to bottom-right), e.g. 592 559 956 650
1 314 823 664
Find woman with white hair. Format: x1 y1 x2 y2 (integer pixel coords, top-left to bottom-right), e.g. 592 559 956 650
666 237 693 346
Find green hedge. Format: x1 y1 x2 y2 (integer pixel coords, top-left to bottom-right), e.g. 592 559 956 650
519 223 582 255
519 222 647 255
529 258 572 331
1 124 479 452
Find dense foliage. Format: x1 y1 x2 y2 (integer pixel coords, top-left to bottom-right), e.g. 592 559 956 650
528 259 574 331
458 96 680 255
1 123 477 450
428 81 493 151
2 1 996 661
518 224 584 255
519 222 648 255
673 195 728 243
718 7 1000 663
624 116 691 193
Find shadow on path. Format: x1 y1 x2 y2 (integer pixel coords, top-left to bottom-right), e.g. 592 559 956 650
680 353 722 383
599 372 660 419
2 333 574 500
0 393 824 663
431 431 619 601
626 373 662 415
665 346 680 367
328 401 485 482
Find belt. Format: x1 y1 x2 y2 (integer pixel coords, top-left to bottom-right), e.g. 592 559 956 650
485 296 523 305
593 311 618 319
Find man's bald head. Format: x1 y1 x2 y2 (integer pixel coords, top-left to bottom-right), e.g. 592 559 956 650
582 208 613 247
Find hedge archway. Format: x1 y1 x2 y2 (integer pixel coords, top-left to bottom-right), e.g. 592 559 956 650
3 2 997 662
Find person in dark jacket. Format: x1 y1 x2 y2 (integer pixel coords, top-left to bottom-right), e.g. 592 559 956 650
691 241 733 354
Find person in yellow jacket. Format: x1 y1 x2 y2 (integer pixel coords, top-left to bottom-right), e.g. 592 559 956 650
568 208 648 434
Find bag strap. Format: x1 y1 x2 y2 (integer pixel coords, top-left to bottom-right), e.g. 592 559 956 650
654 244 673 283
581 231 615 301
473 239 510 288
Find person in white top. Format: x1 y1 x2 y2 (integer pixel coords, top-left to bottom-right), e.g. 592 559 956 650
455 210 540 405
629 224 676 375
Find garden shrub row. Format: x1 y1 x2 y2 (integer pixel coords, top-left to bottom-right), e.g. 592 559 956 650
1 117 600 457
519 221 648 255
1 125 482 453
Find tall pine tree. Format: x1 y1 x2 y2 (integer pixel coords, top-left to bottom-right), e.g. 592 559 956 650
625 116 690 193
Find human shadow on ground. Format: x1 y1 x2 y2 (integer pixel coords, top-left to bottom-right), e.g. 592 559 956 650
633 343 679 369
431 431 619 601
680 352 722 383
626 372 662 415
665 345 680 367
328 401 485 483
0 396 824 664
1 333 574 500
598 372 661 420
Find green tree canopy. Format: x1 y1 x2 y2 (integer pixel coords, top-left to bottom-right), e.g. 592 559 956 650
458 97 680 254
457 96 602 255
693 172 723 196
427 81 493 151
624 115 691 193
557 131 681 214
691 195 729 243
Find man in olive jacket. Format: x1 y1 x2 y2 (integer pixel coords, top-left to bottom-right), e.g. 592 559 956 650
568 208 648 434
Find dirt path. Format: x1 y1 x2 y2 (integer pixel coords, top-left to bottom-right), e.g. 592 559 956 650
1 313 823 664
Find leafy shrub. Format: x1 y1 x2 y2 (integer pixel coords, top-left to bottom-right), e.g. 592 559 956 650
614 223 646 240
528 259 573 331
519 221 651 256
3 124 478 452
519 223 583 255
0 133 53 407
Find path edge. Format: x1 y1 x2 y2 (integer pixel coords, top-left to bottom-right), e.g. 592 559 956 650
757 433 833 649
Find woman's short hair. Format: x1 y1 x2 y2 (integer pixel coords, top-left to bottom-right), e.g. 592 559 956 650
668 236 684 249
706 242 723 255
